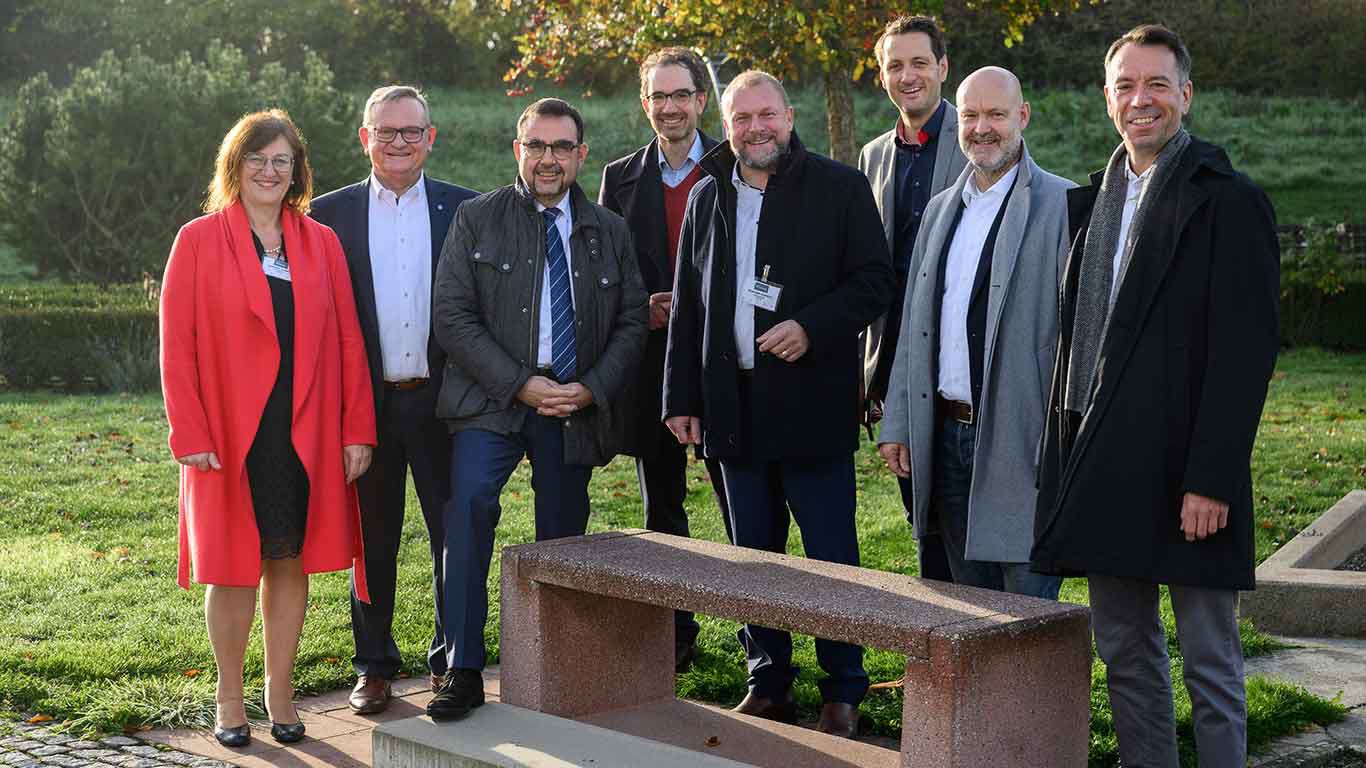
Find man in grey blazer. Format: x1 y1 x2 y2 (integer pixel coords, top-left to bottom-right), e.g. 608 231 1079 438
878 67 1073 597
858 15 968 581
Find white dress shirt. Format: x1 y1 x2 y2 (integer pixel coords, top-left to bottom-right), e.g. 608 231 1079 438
1111 161 1156 305
658 134 705 189
368 173 432 381
535 192 576 368
731 165 764 370
937 163 1019 403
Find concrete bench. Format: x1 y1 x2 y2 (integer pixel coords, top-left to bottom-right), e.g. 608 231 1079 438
499 529 1092 768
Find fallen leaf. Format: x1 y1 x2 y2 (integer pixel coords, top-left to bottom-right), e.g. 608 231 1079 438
112 546 130 557
869 678 905 690
324 657 339 664
27 714 53 724
90 551 106 559
183 669 200 678
704 736 720 747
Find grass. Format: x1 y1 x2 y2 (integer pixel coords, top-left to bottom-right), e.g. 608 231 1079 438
0 349 1360 765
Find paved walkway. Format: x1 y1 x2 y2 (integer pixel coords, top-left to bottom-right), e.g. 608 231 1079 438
6 640 1364 768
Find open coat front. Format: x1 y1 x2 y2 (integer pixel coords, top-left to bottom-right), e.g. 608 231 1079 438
159 202 376 597
1031 137 1280 590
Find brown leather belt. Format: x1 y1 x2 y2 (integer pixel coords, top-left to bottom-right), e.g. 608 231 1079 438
936 396 974 425
384 378 429 391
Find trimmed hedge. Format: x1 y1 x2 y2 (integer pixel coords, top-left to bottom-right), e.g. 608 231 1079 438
0 284 158 391
1281 271 1366 349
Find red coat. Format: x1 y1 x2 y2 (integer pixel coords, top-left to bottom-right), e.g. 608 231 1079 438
160 202 376 599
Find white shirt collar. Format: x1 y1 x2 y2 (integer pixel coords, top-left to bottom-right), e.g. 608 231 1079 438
657 133 704 172
369 172 426 205
960 162 1019 206
534 190 574 222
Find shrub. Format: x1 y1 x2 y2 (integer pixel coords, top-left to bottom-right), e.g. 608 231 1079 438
0 41 365 283
0 284 158 391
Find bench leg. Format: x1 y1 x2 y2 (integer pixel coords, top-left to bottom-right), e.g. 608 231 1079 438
500 556 676 718
900 614 1092 767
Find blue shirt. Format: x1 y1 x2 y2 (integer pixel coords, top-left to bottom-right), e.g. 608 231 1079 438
657 134 705 189
892 100 947 273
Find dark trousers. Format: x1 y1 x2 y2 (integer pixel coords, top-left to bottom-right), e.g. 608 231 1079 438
932 416 1061 599
351 385 450 679
719 453 870 705
441 412 592 671
635 428 733 647
899 475 953 582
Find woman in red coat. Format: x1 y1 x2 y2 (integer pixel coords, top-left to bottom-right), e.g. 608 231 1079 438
159 110 376 748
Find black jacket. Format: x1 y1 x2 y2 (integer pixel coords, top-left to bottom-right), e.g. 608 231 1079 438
599 132 720 457
431 180 648 467
1031 137 1280 589
310 176 479 420
662 133 895 461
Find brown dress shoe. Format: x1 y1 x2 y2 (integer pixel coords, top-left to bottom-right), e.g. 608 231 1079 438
731 689 798 724
348 675 392 714
816 702 859 739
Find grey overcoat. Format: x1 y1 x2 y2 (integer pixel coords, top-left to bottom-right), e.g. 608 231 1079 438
881 143 1074 563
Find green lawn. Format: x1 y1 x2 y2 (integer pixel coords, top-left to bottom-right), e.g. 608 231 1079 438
0 348 1360 765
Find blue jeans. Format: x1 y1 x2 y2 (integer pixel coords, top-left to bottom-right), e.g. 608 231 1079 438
933 416 1061 600
440 413 593 671
719 454 870 705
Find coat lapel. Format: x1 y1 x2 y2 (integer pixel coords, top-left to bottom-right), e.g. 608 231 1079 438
224 202 276 336
874 134 896 245
981 155 1034 384
345 183 380 348
282 208 323 409
931 102 960 195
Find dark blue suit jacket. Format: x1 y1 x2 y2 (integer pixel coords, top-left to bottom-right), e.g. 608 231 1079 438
311 176 479 419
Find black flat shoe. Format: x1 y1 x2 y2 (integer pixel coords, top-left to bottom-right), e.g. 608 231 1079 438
270 720 306 744
213 723 251 748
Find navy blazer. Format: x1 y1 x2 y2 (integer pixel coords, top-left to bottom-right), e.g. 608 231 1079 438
310 176 479 418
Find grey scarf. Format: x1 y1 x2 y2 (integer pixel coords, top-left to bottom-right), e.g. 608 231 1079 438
1064 129 1191 414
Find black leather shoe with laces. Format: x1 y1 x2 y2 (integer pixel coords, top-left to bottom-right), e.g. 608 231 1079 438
426 668 485 722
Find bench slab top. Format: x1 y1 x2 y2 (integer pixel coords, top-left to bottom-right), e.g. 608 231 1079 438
504 530 1089 658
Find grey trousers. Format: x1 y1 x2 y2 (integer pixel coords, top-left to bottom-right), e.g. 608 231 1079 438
1088 575 1246 768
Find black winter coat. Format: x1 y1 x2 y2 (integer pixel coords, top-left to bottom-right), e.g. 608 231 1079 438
662 133 895 461
599 133 719 458
1031 137 1280 590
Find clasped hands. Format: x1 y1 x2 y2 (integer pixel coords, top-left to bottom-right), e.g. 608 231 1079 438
176 444 373 483
518 375 593 416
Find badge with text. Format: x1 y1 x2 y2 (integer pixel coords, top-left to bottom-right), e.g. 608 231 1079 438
741 265 782 312
262 255 291 282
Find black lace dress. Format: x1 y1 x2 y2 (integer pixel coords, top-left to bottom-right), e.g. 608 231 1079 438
245 232 310 559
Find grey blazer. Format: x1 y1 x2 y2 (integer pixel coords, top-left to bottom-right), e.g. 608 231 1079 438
881 142 1074 562
858 100 969 398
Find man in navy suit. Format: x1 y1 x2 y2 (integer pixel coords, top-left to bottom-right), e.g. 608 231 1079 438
311 85 478 715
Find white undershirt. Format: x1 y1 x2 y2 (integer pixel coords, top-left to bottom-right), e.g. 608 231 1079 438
731 165 763 370
1112 161 1155 305
534 192 576 368
937 164 1019 403
367 173 432 381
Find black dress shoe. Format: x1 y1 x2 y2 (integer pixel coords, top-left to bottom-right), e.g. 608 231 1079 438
674 641 698 673
816 701 860 739
426 668 485 722
264 694 306 744
212 723 251 748
731 688 798 724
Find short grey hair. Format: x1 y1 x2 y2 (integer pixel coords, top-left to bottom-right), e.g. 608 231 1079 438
720 70 790 115
362 85 431 127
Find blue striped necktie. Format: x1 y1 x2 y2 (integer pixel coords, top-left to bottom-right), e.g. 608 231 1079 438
542 207 576 381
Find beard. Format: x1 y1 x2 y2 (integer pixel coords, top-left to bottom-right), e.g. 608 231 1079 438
736 135 789 172
965 133 1022 177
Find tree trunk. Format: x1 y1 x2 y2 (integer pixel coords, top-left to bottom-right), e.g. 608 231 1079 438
823 63 858 166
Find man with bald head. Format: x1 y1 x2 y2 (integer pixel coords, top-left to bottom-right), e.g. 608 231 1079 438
879 66 1073 597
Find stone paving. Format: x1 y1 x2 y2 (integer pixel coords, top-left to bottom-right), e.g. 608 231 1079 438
0 719 233 768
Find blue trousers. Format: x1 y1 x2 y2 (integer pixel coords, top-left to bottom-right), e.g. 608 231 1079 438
934 416 1061 599
719 453 869 705
440 413 592 671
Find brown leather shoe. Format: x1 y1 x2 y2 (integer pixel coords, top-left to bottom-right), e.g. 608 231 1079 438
731 689 798 724
817 702 859 739
348 675 391 715
430 673 445 692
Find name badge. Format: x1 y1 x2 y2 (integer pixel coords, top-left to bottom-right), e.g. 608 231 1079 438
741 265 781 312
262 256 291 282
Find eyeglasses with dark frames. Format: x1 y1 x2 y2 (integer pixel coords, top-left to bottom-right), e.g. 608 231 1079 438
367 125 428 144
646 89 701 107
516 139 580 160
243 153 295 173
